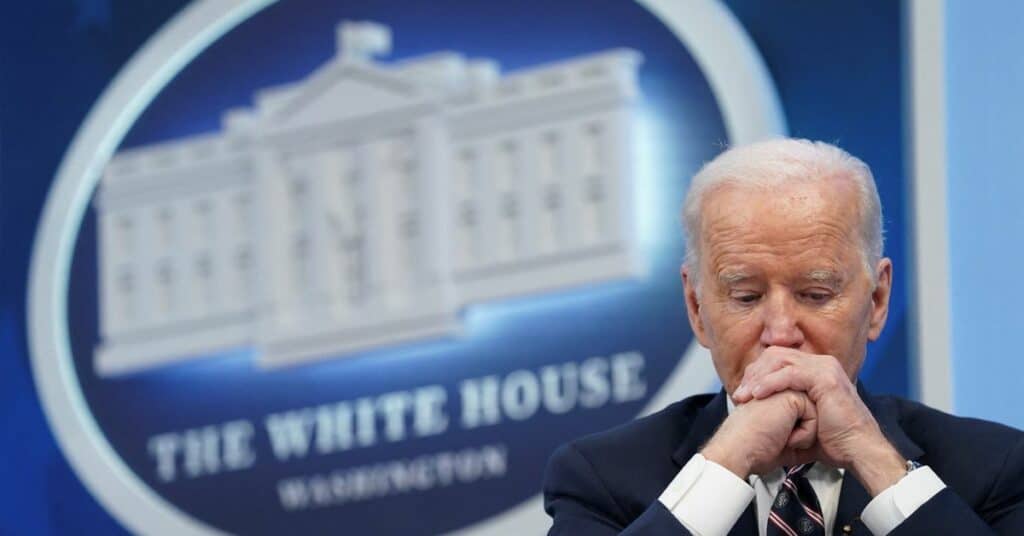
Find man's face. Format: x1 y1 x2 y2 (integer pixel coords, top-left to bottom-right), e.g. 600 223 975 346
681 179 892 395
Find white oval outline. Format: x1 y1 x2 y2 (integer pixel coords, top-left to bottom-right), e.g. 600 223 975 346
27 0 785 534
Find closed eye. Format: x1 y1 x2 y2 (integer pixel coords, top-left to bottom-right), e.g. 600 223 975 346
731 292 762 305
799 290 833 304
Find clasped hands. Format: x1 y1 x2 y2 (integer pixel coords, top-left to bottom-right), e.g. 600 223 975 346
701 347 907 496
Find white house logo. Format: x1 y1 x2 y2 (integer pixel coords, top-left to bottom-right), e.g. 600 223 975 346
95 21 643 376
28 2 784 535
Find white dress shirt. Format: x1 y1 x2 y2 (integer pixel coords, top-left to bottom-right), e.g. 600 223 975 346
657 398 947 536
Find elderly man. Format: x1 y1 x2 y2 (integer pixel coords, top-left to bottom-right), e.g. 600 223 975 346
543 139 1024 535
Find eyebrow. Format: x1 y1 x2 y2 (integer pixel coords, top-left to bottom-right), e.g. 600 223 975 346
715 269 846 287
803 269 845 288
718 271 755 286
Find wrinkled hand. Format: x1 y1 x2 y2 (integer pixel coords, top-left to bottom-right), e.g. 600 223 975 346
732 346 906 495
701 390 818 479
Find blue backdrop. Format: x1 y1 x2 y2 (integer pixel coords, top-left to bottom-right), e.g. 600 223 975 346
946 0 1024 429
0 1 908 533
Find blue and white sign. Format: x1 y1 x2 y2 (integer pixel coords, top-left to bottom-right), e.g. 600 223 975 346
28 1 784 533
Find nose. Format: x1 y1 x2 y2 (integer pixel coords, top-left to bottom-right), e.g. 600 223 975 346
759 290 805 349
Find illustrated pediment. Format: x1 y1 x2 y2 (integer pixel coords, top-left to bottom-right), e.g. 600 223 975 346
257 62 433 132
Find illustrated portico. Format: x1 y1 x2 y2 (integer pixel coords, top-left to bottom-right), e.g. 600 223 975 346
94 21 644 376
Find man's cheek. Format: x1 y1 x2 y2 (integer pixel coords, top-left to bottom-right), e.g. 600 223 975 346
716 315 759 343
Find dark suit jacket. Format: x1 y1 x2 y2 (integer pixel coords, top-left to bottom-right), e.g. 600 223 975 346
543 386 1024 535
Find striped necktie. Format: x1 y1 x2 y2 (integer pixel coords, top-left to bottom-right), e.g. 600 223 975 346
766 464 825 536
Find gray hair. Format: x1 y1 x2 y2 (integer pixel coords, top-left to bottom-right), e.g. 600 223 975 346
682 138 884 284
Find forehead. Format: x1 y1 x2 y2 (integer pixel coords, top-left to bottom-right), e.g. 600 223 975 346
699 180 863 274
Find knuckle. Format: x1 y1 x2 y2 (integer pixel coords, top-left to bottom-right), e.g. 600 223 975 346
782 390 802 406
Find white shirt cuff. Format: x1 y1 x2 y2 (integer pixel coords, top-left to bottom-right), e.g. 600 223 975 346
658 454 755 536
861 465 946 535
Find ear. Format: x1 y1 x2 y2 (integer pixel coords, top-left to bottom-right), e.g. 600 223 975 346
681 265 711 348
867 258 893 341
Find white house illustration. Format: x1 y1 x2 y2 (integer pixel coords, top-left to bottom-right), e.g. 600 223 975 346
94 21 643 377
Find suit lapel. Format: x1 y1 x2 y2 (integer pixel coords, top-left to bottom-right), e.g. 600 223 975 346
834 472 872 535
670 390 728 468
858 383 924 461
834 384 926 535
728 504 758 536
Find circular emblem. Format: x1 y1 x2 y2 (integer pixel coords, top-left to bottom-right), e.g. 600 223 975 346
798 516 816 534
29 1 784 534
775 489 791 509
